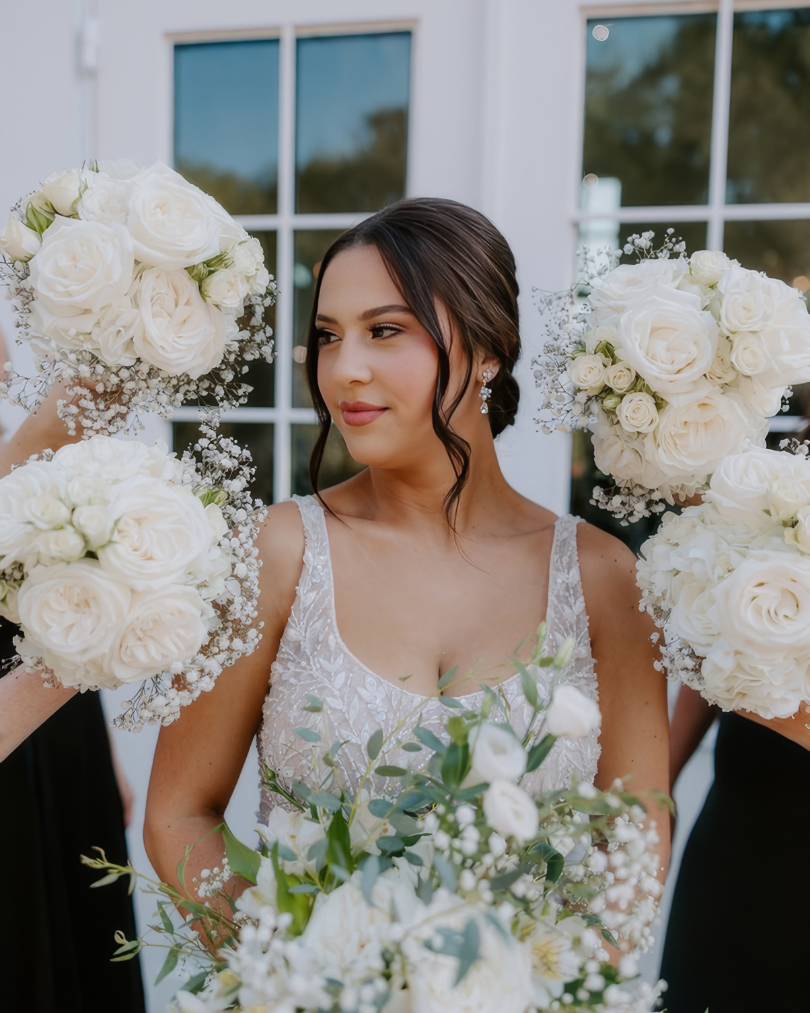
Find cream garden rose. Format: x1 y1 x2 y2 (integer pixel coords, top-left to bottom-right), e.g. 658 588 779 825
689 249 731 287
0 214 41 261
605 361 636 393
730 333 767 377
568 353 608 391
589 257 688 316
134 267 228 377
127 164 221 269
37 168 83 216
616 391 658 433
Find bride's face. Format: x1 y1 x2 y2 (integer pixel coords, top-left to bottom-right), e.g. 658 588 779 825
315 244 482 469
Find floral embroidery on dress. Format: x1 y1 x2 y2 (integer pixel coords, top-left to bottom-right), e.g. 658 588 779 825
257 497 601 820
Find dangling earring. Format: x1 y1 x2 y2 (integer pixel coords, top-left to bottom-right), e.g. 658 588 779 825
479 368 495 415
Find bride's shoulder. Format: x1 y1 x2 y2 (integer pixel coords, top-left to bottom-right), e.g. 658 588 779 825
574 521 639 609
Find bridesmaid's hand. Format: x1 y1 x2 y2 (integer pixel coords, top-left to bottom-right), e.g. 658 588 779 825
739 705 810 751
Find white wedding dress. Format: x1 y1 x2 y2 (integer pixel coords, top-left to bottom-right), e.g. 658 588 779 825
258 495 600 818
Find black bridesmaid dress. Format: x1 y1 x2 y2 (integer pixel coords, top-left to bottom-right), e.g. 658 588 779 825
660 712 810 1013
0 619 146 1012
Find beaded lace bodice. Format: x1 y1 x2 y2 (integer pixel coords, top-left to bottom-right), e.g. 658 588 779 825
257 496 600 820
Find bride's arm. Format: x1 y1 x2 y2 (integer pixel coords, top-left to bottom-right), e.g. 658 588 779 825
143 502 304 934
0 666 77 761
578 524 672 881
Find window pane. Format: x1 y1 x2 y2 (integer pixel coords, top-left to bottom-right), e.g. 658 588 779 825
172 421 274 505
174 40 279 214
243 231 277 408
578 218 708 262
295 33 411 213
291 424 364 496
582 15 715 207
727 10 810 204
724 219 810 418
293 229 344 407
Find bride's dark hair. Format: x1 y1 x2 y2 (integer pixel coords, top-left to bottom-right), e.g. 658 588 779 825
305 196 522 522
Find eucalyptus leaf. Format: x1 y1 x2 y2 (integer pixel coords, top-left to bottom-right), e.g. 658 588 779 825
221 822 260 885
155 946 180 985
437 665 459 690
294 727 321 743
375 765 408 778
454 918 481 986
413 726 446 753
525 734 556 774
366 728 384 761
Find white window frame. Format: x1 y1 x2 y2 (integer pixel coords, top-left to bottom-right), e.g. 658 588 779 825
169 20 416 500
574 0 810 431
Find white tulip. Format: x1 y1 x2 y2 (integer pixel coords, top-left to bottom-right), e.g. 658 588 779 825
483 780 539 842
546 685 601 738
0 214 41 261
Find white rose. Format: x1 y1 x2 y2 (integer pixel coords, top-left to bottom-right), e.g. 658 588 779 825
107 585 208 682
709 447 802 522
466 723 527 785
201 267 249 312
568 353 608 392
0 214 41 261
700 647 805 720
757 293 810 387
31 526 87 565
28 216 134 319
589 258 689 316
128 164 221 269
77 172 133 225
546 685 601 738
94 299 139 366
653 391 766 483
98 477 215 590
249 263 271 296
615 294 718 396
483 780 539 841
786 507 810 554
713 556 810 659
25 494 71 529
404 896 533 1013
39 168 83 216
0 461 62 568
17 559 131 670
259 808 324 877
72 504 115 549
133 267 228 377
731 376 786 417
667 578 720 654
591 407 648 487
53 435 180 485
718 266 776 335
769 473 810 522
730 333 767 377
706 337 738 386
616 391 659 434
689 250 731 287
605 362 636 394
228 236 264 277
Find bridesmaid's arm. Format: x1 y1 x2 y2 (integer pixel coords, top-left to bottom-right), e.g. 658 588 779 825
0 382 81 476
143 503 304 940
669 685 717 789
0 666 77 761
578 524 672 881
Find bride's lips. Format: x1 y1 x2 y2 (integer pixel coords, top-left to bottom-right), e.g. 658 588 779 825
339 401 389 427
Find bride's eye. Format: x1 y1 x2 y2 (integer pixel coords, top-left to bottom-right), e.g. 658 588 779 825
370 324 402 340
316 328 339 346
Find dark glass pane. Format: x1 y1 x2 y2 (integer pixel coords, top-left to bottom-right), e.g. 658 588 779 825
172 421 274 505
243 231 277 408
293 229 344 407
174 40 279 214
727 10 810 204
583 15 715 206
578 219 708 262
291 424 364 496
295 33 410 213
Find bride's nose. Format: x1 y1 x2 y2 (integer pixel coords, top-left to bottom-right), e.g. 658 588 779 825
330 332 374 386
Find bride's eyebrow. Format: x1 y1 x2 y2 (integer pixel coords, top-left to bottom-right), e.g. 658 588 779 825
315 304 413 325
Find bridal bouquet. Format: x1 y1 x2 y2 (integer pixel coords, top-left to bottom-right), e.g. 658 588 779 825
88 654 665 1012
0 421 265 728
0 162 276 434
637 444 810 718
535 231 810 521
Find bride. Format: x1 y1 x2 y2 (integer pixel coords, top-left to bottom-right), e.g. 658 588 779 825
144 198 671 907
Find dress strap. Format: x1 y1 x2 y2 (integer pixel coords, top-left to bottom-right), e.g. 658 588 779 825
545 514 592 662
290 494 331 596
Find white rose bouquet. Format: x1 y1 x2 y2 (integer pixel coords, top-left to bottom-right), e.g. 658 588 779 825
0 421 266 728
637 443 810 719
536 231 810 522
86 647 665 1013
0 162 276 434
